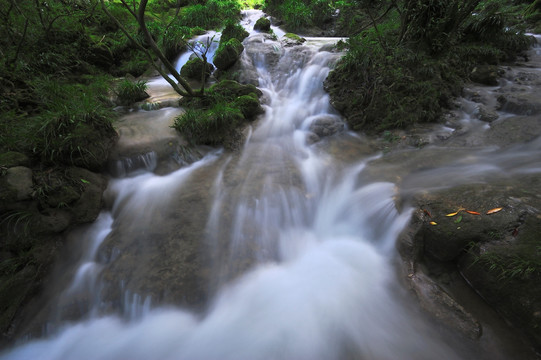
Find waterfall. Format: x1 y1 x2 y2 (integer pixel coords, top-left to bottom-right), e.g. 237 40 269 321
3 10 540 360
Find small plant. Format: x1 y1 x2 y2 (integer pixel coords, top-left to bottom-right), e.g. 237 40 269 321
1 210 35 236
115 79 149 105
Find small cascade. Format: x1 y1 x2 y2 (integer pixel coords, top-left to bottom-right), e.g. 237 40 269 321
3 9 541 360
110 151 158 178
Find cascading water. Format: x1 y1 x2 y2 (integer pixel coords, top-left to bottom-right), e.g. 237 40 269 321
2 11 541 360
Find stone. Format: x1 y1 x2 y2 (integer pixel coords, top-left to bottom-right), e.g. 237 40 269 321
405 271 482 340
281 33 306 46
234 94 264 120
6 167 33 201
180 57 214 80
470 65 502 86
476 104 499 122
65 167 107 224
497 92 541 116
254 17 271 32
308 115 345 137
213 39 244 71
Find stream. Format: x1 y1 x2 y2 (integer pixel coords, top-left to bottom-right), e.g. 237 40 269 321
2 10 541 360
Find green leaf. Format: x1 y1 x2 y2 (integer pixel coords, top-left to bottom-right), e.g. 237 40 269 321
454 215 462 224
80 178 90 184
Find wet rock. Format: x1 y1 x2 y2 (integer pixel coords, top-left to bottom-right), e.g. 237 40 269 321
470 65 502 86
485 115 541 146
476 104 499 123
308 115 344 137
5 167 33 201
243 34 282 71
398 176 541 351
254 16 271 32
180 57 214 81
213 38 244 71
405 271 482 340
65 167 107 224
497 91 541 115
281 33 306 46
37 209 72 234
234 94 264 120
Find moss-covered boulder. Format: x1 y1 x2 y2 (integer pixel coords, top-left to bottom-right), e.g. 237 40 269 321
174 80 263 148
254 16 271 32
180 57 215 81
470 65 502 86
213 38 245 71
282 33 306 46
234 93 264 119
221 23 249 43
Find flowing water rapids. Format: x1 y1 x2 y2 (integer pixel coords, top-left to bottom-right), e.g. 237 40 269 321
2 11 541 360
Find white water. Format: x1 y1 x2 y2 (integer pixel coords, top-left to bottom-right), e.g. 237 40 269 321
3 11 541 360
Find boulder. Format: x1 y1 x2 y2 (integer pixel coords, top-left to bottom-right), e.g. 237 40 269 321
470 65 502 86
65 167 107 224
397 176 541 351
5 167 33 201
308 115 345 138
234 94 264 120
254 16 271 32
180 57 214 80
221 23 249 43
497 92 541 116
476 104 499 123
213 38 244 71
281 33 306 46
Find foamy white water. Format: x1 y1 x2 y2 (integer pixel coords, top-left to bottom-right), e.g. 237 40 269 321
3 10 541 360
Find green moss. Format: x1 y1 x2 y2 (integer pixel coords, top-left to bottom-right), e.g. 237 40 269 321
213 38 244 70
174 80 263 146
221 23 249 43
284 33 305 42
254 17 272 32
180 57 214 80
234 94 264 119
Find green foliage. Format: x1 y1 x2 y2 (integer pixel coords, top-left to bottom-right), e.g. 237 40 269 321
325 0 532 133
220 22 250 43
173 80 262 146
173 105 244 145
179 0 241 29
472 251 541 282
115 79 149 105
4 76 117 168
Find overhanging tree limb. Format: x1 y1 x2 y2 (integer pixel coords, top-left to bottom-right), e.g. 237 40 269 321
99 0 202 97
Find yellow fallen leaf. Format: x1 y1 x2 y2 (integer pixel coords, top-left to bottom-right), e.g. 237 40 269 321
486 207 503 215
430 221 437 225
445 208 464 217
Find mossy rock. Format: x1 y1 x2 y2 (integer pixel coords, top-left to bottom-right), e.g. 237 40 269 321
282 33 306 45
221 23 249 43
234 94 263 120
213 38 244 71
180 57 214 80
254 17 271 32
0 152 30 168
210 79 262 98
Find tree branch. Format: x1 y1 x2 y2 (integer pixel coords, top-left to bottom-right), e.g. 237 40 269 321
99 0 191 97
